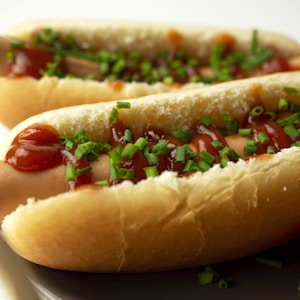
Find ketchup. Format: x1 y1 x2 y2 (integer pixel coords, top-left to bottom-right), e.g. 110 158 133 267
242 110 297 154
5 102 300 189
6 46 57 79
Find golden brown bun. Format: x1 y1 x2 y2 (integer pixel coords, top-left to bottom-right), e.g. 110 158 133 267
1 18 300 128
2 72 300 272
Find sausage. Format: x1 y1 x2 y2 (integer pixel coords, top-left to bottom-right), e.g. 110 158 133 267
0 155 111 221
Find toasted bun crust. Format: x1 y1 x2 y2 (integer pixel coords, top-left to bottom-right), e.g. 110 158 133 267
1 18 300 128
2 72 300 272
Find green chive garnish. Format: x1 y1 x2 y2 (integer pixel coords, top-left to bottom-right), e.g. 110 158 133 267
267 145 275 154
258 131 270 144
243 140 258 153
144 166 159 177
200 150 215 165
109 107 118 123
284 124 299 139
284 86 299 94
124 129 132 143
134 137 148 150
278 98 289 111
238 128 252 136
255 255 283 268
175 145 187 163
171 127 193 143
200 116 212 126
121 143 137 160
251 105 264 117
116 101 131 109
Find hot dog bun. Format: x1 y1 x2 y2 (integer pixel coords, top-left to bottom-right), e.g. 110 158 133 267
1 18 300 128
1 72 300 272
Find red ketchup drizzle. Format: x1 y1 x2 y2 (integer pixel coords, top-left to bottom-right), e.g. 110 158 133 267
5 124 92 189
5 106 299 189
190 122 228 162
5 124 63 171
6 46 57 79
260 54 292 75
242 110 295 154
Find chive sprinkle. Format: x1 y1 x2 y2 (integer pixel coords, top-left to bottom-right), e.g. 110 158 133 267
284 86 299 94
251 105 264 117
238 128 252 136
278 98 289 111
116 101 131 109
144 166 159 177
243 140 258 153
258 131 270 144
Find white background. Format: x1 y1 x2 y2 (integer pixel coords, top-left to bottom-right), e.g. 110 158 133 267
0 0 300 298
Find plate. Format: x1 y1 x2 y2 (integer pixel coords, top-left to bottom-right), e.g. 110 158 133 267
16 238 300 300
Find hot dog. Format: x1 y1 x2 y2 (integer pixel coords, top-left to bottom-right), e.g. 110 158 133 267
1 19 300 128
1 72 300 273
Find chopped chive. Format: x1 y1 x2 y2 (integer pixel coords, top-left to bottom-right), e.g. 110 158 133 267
121 143 137 160
198 160 212 172
109 160 119 180
255 255 283 268
229 149 240 161
124 129 132 143
284 86 299 93
109 147 122 165
65 164 77 181
183 160 199 172
94 180 109 186
243 140 258 153
144 166 159 177
143 145 159 165
163 76 174 84
222 114 239 134
76 166 92 176
109 107 118 123
198 271 214 286
134 137 148 150
65 164 92 181
211 140 224 150
198 266 220 286
175 145 186 162
238 128 252 136
267 145 275 154
171 127 193 143
264 111 276 120
116 101 131 109
258 131 270 144
218 279 229 289
284 124 299 139
200 150 215 165
251 105 264 117
6 51 15 61
152 140 174 155
200 116 212 126
278 98 289 111
220 155 230 168
118 168 135 180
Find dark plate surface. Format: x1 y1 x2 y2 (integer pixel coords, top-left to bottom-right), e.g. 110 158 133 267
16 238 300 300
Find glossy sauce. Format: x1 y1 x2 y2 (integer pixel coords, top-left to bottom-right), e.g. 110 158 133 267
3 32 292 83
6 46 58 79
5 105 300 189
6 124 63 171
243 110 297 154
